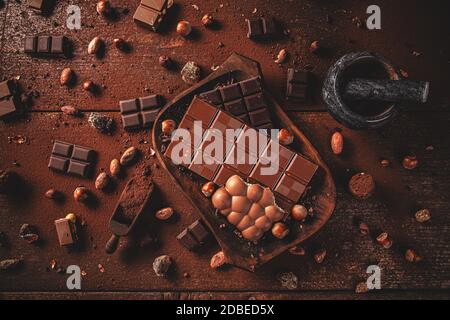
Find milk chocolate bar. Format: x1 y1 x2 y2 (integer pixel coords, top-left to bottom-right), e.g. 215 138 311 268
246 18 277 40
199 77 273 129
176 219 210 250
133 0 172 31
24 36 68 56
55 218 78 246
164 97 318 203
48 141 96 178
286 68 311 101
119 94 161 130
0 80 21 120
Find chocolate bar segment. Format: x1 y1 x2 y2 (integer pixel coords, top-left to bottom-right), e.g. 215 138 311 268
165 97 318 203
119 94 161 130
177 219 211 250
0 80 21 120
133 0 171 31
199 77 273 129
286 68 312 101
246 18 277 40
55 218 78 246
48 141 96 178
24 36 68 57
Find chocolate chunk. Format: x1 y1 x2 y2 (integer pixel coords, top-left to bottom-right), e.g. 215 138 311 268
0 80 21 120
24 36 68 57
28 0 44 11
177 219 211 250
133 0 172 31
48 141 96 178
246 18 277 40
55 218 78 246
176 229 198 250
120 94 161 130
188 220 209 243
286 68 311 101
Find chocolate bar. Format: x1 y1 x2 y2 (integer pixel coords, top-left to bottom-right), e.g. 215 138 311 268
176 219 210 250
246 18 277 40
119 94 161 130
24 36 68 56
55 218 78 246
199 77 273 129
28 0 47 12
286 68 311 101
133 0 172 31
165 97 318 203
48 141 96 178
0 80 21 120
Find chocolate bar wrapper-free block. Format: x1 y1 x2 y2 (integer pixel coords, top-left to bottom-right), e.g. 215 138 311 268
133 0 173 32
0 80 22 120
48 141 96 178
55 218 78 246
24 36 68 56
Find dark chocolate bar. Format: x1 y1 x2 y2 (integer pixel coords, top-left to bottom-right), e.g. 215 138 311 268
286 68 311 101
133 0 172 31
199 77 273 129
246 18 277 40
48 141 96 178
176 219 210 250
164 97 318 203
24 36 68 56
0 80 21 120
55 218 78 246
119 94 161 130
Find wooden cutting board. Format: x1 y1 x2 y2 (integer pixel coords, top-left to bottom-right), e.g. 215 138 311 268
152 53 336 271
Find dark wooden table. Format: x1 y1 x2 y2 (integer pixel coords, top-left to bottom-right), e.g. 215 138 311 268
0 0 449 300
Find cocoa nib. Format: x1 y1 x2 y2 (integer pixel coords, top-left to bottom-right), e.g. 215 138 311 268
19 224 39 244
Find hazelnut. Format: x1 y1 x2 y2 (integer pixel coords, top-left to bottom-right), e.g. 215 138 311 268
210 251 227 269
330 131 344 155
60 68 74 86
291 204 308 221
405 249 422 263
201 182 215 197
278 128 294 145
158 55 173 69
155 207 174 221
271 222 289 239
310 40 321 54
65 213 77 223
96 0 111 16
88 36 103 55
113 38 127 51
314 248 327 264
162 119 176 135
73 186 90 203
45 188 62 200
402 155 419 170
376 232 393 249
176 21 192 37
110 159 121 176
415 209 431 223
201 14 214 27
83 80 95 92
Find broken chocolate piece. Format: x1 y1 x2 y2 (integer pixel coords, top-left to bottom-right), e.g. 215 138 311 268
177 219 211 250
286 68 311 101
0 80 22 120
48 140 96 178
120 94 161 130
133 0 172 32
246 17 277 40
55 218 78 246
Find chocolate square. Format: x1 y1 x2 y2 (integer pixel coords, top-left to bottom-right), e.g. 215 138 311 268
48 141 96 178
68 160 90 177
164 140 193 166
188 220 209 243
142 109 159 124
225 146 257 176
239 77 261 96
199 89 222 105
0 80 13 98
133 4 162 31
141 0 167 12
50 36 65 54
24 36 37 53
28 0 44 10
120 99 138 113
214 165 244 186
246 19 264 39
37 36 51 53
122 113 141 129
248 108 271 127
186 98 218 127
244 93 266 112
52 141 73 157
209 111 243 140
220 83 242 102
200 130 233 162
178 116 204 146
48 156 69 172
275 174 306 202
140 95 159 109
224 99 246 116
189 153 220 181
286 154 318 185
55 218 76 246
72 145 95 162
176 229 198 250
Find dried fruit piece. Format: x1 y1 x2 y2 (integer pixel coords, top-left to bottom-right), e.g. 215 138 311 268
402 155 419 170
60 68 74 86
19 224 39 244
314 248 327 264
201 182 215 197
331 131 344 155
153 255 172 276
0 259 21 271
155 207 174 221
120 147 139 166
405 249 422 263
95 172 110 190
110 159 121 176
291 204 308 221
415 209 431 223
376 232 393 249
210 251 227 269
181 61 201 84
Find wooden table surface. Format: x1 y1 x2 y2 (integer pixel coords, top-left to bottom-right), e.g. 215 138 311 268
0 0 449 300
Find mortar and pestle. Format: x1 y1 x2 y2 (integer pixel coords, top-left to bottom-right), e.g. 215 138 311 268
322 52 429 129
